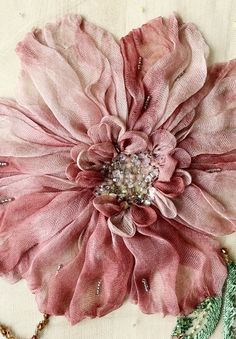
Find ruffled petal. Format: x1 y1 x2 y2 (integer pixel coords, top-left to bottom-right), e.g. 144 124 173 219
124 218 227 315
0 174 93 274
120 14 208 134
77 150 100 171
131 204 157 227
154 175 185 198
93 195 122 217
151 188 177 218
179 61 236 156
0 99 71 156
173 184 236 236
171 148 192 169
150 129 177 153
87 142 116 163
87 116 126 144
0 99 72 177
16 14 128 143
75 170 103 188
108 209 136 237
67 214 133 323
23 212 133 324
190 168 236 221
119 130 148 153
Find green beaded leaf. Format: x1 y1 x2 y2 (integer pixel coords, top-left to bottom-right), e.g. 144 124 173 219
223 262 236 339
172 297 222 339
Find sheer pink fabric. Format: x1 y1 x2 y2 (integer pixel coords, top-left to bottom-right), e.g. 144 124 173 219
0 14 235 325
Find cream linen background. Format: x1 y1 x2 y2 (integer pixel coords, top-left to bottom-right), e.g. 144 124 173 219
0 1 235 338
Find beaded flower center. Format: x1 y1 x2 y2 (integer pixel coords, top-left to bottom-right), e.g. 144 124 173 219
95 152 160 205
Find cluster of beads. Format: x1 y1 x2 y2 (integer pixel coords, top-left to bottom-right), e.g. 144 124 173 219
95 152 159 205
0 197 15 205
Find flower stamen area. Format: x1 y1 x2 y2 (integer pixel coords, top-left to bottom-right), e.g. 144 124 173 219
95 152 160 206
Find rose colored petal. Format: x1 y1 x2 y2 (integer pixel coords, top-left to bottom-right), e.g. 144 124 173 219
150 129 177 153
6 210 98 317
87 142 116 163
0 174 76 198
0 99 72 157
175 169 192 186
93 195 122 217
173 184 236 236
77 150 100 171
150 188 177 218
75 170 103 188
124 218 227 315
87 116 126 144
190 168 236 221
120 15 208 134
179 61 236 156
16 15 128 144
119 131 148 153
108 209 136 237
15 212 132 324
191 150 236 171
131 205 157 227
67 214 133 323
158 155 177 182
154 176 185 198
0 178 93 274
171 148 191 168
65 162 80 182
0 152 71 177
70 143 89 162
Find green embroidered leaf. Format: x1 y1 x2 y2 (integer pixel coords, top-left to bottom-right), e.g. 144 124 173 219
172 297 222 339
223 262 236 339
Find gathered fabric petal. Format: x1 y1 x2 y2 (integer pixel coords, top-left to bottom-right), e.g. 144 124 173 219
124 218 227 315
120 14 209 134
179 61 236 156
87 116 126 144
131 204 157 227
154 175 186 198
67 214 133 323
151 188 177 218
93 195 122 218
0 179 93 274
16 14 128 144
108 209 136 237
173 184 236 236
119 130 148 153
190 168 236 221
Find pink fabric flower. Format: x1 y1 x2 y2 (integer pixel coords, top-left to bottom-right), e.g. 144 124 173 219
0 14 235 324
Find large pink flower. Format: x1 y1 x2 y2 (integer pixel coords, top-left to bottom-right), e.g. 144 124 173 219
0 14 235 324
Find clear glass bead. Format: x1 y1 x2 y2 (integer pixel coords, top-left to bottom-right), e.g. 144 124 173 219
95 152 160 205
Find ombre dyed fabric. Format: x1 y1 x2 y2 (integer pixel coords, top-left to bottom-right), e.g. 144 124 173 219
0 14 235 325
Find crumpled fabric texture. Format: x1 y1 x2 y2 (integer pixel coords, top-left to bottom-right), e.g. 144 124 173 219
0 14 235 325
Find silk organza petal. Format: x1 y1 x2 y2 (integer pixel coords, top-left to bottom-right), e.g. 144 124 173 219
16 14 128 144
120 14 208 134
0 99 72 155
190 169 236 221
0 176 93 275
173 184 236 236
124 217 227 315
67 214 133 324
179 61 236 156
19 213 133 324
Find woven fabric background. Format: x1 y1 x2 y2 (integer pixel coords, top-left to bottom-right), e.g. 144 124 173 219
0 1 235 338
